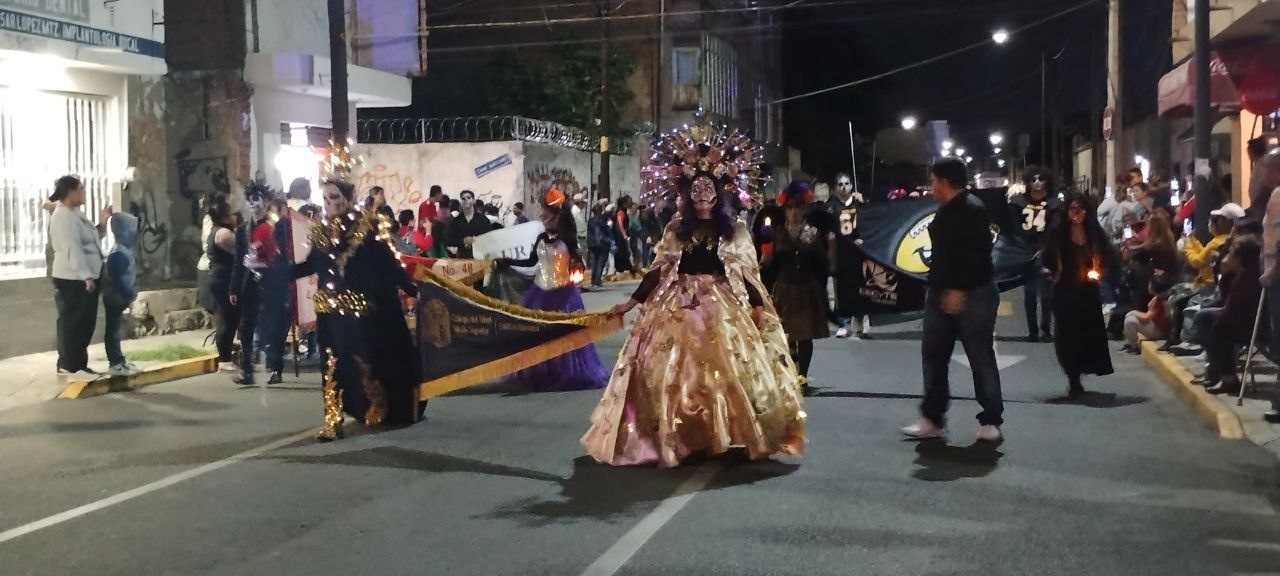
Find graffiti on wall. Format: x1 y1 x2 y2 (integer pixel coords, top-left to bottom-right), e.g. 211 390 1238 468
176 153 229 225
128 188 169 256
525 166 583 201
358 164 423 212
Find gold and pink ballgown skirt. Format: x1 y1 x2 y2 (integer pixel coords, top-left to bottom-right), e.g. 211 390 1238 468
581 274 806 468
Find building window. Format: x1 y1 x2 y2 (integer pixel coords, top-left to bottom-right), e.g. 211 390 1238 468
672 47 701 111
702 35 739 119
0 89 112 281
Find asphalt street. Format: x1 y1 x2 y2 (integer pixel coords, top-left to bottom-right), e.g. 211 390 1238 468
2 285 1279 575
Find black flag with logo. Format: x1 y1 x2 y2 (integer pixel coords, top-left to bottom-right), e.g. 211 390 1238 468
833 188 1036 318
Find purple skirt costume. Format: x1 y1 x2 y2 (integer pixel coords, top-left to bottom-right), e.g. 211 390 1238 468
509 283 608 392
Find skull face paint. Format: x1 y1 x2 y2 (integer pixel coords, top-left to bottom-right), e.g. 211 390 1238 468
836 174 853 196
323 183 350 216
247 194 267 218
690 176 718 205
460 191 476 211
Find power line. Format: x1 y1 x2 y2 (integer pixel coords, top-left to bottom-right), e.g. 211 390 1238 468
770 0 1101 105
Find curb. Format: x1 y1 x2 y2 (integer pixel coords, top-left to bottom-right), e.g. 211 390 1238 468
1138 341 1245 440
57 354 220 400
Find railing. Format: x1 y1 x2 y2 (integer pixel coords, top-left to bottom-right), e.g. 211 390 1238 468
356 116 634 155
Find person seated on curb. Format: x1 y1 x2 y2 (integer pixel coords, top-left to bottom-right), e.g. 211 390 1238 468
1120 273 1175 354
1195 236 1264 395
1167 214 1258 355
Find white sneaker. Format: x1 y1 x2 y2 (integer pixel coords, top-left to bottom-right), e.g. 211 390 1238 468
977 425 1003 442
218 362 238 373
902 418 945 439
835 327 850 338
123 361 141 372
71 370 102 381
108 363 138 377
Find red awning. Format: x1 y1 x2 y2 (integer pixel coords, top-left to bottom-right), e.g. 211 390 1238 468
1217 43 1280 115
1157 52 1239 118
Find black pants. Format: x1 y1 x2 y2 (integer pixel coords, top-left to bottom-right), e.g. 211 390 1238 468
921 284 1003 427
54 278 100 372
238 273 289 376
1022 258 1053 336
210 274 239 363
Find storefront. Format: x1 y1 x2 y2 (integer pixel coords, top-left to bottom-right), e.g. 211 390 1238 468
0 1 165 281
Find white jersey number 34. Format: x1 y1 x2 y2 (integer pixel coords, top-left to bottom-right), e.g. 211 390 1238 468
1021 205 1047 232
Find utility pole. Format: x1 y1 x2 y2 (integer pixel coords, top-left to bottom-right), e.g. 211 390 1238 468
596 0 612 201
1192 0 1213 241
1104 0 1121 200
328 0 351 173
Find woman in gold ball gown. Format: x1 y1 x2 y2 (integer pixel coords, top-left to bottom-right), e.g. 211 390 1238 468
580 174 806 468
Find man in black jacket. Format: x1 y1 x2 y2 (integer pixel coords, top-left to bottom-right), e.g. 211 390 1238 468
903 158 1003 442
445 190 492 259
1008 167 1062 342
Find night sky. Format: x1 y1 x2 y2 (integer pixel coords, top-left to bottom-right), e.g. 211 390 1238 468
781 0 1170 181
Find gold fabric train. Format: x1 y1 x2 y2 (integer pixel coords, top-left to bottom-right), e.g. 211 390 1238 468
581 219 807 468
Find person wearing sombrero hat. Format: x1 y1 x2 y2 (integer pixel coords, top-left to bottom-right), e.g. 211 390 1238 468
494 189 607 392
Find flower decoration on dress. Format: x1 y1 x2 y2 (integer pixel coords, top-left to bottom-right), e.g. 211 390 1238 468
641 108 766 202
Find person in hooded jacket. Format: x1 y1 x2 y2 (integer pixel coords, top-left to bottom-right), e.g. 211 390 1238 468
103 213 141 376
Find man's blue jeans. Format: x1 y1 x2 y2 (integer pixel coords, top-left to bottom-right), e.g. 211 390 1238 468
921 283 1004 427
1022 258 1053 336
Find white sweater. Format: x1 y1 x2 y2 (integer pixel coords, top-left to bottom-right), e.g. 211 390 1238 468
49 204 103 281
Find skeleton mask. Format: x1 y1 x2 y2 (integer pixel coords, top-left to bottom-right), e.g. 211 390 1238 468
690 176 717 205
460 192 476 211
247 194 267 218
836 175 853 199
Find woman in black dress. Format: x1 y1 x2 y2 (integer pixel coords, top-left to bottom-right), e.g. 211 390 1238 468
1043 193 1117 399
762 180 831 387
298 179 422 441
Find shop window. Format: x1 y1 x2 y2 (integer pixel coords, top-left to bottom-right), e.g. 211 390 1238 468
0 89 111 281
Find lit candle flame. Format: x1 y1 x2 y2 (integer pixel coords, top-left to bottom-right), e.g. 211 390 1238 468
571 270 584 284
763 217 771 227
1086 270 1101 281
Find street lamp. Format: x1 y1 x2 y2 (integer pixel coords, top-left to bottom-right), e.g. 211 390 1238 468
942 139 954 151
989 132 1004 146
900 116 918 130
955 147 966 157
992 29 1010 44
964 156 974 164
993 146 1002 155
997 159 1007 168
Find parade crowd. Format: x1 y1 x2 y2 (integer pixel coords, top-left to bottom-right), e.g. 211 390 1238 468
42 123 1280 465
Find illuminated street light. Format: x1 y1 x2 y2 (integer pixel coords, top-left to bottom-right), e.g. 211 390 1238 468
964 156 974 164
992 29 1010 45
997 159 1007 168
942 139 954 150
989 132 1004 146
955 147 966 157
993 146 1002 155
900 116 918 130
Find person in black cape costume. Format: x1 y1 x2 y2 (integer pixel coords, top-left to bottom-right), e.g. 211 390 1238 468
1041 192 1117 399
297 179 423 441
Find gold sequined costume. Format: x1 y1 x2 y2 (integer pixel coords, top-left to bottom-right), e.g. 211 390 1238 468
580 219 806 467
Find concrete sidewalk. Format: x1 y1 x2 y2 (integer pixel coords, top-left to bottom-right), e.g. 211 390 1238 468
0 330 217 414
1140 341 1280 459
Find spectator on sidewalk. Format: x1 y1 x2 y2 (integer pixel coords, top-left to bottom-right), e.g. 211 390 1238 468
1185 206 1237 290
612 196 635 277
49 174 109 377
1120 274 1174 354
1200 237 1264 395
102 212 141 377
205 196 240 372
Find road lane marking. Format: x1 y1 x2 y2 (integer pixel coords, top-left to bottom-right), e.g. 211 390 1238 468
0 429 314 544
579 464 718 576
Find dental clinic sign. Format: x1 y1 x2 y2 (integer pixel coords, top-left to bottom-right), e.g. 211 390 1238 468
0 4 164 58
0 0 88 22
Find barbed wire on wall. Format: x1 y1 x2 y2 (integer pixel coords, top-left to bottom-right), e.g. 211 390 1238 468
356 116 635 156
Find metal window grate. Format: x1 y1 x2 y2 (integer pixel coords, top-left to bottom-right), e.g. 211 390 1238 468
0 88 111 281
